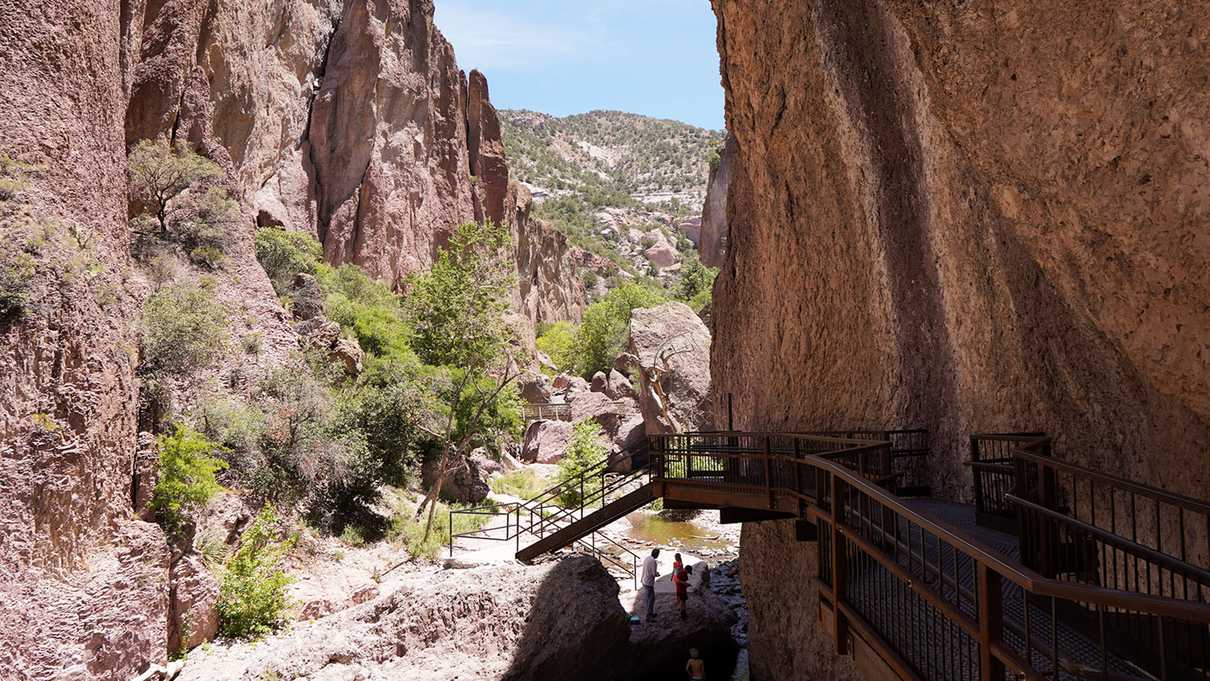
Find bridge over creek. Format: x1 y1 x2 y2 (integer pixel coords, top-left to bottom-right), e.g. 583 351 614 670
451 430 1210 681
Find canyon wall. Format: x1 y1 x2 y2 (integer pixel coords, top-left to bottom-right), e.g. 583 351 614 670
0 1 579 678
709 1 1210 680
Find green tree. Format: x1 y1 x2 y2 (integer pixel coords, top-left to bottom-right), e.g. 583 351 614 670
217 505 295 639
535 321 577 373
151 423 228 536
557 421 607 507
127 140 229 241
142 277 229 375
406 220 520 542
676 260 717 312
572 282 667 377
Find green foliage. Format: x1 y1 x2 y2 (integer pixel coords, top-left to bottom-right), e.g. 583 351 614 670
571 282 668 377
217 506 296 640
142 277 229 375
127 140 234 256
557 421 607 507
151 424 228 536
407 221 514 369
490 468 549 500
387 497 497 561
676 260 717 313
0 252 35 323
321 264 415 363
0 155 34 201
535 321 577 374
254 228 322 296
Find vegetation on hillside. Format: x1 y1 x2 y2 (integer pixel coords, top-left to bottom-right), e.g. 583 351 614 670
501 110 723 199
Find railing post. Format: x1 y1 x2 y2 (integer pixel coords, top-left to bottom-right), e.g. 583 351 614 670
793 438 803 508
977 563 1005 681
448 507 453 558
830 471 849 656
763 436 774 509
971 436 986 516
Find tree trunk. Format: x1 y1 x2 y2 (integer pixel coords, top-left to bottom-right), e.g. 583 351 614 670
417 448 454 544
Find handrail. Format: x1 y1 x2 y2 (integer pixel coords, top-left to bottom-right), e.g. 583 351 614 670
1007 494 1210 585
1012 446 1210 516
809 454 1210 622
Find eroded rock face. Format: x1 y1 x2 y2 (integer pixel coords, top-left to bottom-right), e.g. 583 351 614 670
174 557 633 681
0 2 171 678
168 554 220 654
699 133 735 268
709 2 1210 679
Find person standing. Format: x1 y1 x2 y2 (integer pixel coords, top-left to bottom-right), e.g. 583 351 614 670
675 564 693 619
686 648 705 680
641 548 661 620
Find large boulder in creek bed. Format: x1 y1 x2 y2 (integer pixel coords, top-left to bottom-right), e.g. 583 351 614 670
626 302 713 434
501 557 633 680
521 418 579 464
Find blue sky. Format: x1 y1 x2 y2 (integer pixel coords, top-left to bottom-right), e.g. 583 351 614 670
435 0 724 131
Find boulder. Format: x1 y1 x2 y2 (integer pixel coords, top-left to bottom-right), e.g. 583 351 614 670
167 554 220 653
520 372 554 404
614 415 647 452
608 369 637 400
501 558 632 681
626 585 739 681
175 558 645 681
291 273 324 321
521 420 574 464
331 336 364 376
472 448 503 476
296 316 365 377
627 302 712 434
421 453 490 503
552 373 589 394
644 242 680 270
590 371 609 393
296 317 341 350
677 216 702 247
568 391 638 439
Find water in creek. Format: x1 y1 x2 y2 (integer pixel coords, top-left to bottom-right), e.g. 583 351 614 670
620 511 735 553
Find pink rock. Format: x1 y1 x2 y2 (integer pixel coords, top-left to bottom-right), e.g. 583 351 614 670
351 584 378 605
168 554 220 654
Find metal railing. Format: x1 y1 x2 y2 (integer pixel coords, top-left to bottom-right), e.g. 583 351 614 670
969 433 1050 532
649 431 1210 681
449 445 648 585
522 402 572 422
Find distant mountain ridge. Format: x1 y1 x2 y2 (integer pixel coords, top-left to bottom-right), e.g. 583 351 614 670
500 109 724 208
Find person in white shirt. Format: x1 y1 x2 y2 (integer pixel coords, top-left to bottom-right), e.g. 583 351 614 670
641 548 661 619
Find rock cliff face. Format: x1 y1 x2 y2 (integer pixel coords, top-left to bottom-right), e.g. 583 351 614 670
700 133 735 268
0 1 581 678
124 0 581 311
709 2 1210 680
0 2 169 678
